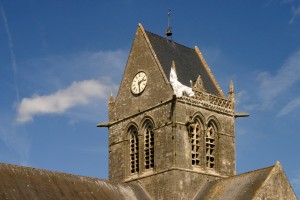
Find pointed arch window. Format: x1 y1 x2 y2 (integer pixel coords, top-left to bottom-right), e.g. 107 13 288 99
188 120 202 166
144 120 154 169
206 123 216 169
129 125 139 174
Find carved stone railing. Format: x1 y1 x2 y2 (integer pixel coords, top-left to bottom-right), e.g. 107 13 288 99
180 90 234 115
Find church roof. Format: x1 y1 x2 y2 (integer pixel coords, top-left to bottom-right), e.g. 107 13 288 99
143 28 224 97
0 162 151 200
193 162 296 200
194 166 273 200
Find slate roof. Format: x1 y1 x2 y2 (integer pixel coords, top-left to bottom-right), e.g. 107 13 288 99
144 30 222 97
0 162 151 200
193 165 274 200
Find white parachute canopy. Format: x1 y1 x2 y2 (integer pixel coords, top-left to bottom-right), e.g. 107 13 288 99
169 61 195 98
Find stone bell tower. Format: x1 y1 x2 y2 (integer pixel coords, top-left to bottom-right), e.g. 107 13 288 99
98 24 236 200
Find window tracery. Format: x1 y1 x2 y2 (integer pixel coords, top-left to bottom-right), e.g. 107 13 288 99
205 123 216 169
129 125 139 173
144 120 154 169
188 120 202 166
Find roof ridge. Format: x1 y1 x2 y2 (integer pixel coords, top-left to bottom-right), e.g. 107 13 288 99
0 162 152 199
215 164 275 182
0 162 119 184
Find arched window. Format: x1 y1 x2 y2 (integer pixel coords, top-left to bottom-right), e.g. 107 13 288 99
144 120 154 169
188 119 202 166
129 125 139 174
206 123 216 169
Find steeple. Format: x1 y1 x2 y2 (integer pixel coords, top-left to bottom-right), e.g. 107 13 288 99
101 24 237 199
228 80 235 110
108 92 115 120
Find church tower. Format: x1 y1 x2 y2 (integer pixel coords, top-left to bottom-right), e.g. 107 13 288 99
98 24 236 200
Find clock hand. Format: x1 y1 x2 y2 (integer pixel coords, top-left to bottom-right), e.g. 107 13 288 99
138 77 144 84
137 77 146 92
138 83 141 92
137 80 142 92
138 78 146 86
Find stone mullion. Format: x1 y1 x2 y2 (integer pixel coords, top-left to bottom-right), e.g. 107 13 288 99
149 128 154 168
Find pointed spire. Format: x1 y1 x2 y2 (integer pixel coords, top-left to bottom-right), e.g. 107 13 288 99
108 92 115 110
228 81 235 100
108 92 115 121
228 80 235 111
109 91 114 102
192 75 205 92
230 80 234 93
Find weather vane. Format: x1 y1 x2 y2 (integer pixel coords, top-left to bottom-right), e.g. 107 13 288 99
165 9 172 39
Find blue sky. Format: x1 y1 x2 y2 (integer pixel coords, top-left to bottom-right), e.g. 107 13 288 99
1 0 300 196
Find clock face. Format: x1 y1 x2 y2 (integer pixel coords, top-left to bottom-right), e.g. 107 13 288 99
131 71 147 94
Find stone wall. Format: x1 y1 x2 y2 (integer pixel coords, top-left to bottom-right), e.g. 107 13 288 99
130 169 220 200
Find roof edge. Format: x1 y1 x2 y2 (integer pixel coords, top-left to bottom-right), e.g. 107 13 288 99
211 164 275 183
253 161 297 199
138 23 170 85
0 162 109 183
134 180 154 200
252 163 276 199
114 23 172 107
194 46 225 97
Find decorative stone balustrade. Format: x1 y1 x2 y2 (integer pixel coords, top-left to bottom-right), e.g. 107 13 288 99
180 91 234 115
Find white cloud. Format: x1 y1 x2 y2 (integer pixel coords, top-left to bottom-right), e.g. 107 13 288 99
235 90 249 105
264 0 300 24
258 50 300 108
289 5 300 24
235 90 258 111
14 49 126 124
1 48 124 166
17 79 110 123
278 96 300 116
85 50 127 69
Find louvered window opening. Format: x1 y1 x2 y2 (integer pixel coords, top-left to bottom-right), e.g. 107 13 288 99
144 122 154 169
189 123 201 166
206 125 215 168
129 126 139 173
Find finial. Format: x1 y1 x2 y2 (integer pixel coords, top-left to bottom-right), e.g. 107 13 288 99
228 80 235 110
229 80 234 93
108 92 115 110
109 92 114 103
165 9 172 38
228 81 235 100
192 75 205 92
